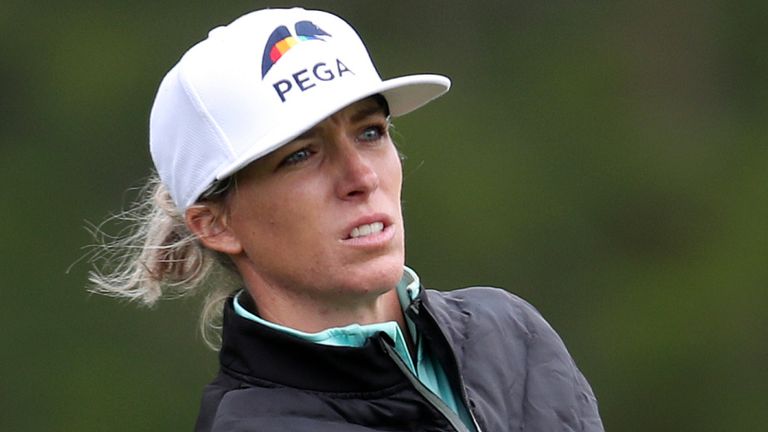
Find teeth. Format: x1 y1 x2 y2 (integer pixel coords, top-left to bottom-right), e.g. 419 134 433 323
350 222 384 239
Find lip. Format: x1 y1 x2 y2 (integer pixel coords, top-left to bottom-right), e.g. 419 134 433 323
340 213 395 246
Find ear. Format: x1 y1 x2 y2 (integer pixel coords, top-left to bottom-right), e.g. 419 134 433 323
185 203 243 255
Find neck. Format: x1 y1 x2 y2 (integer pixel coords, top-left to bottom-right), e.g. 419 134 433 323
241 281 406 334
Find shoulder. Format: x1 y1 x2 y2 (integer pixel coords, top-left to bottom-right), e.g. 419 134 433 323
196 377 302 432
423 286 604 431
425 285 536 314
424 285 579 367
195 372 242 432
423 286 553 342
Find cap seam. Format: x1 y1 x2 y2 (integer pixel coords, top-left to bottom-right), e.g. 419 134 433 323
177 60 239 161
176 60 239 208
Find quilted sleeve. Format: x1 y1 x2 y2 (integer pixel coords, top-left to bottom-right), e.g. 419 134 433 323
517 296 604 432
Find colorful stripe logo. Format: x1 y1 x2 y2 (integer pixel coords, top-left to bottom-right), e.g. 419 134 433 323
261 21 331 78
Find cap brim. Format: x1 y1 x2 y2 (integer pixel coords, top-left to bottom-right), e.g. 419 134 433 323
377 74 451 117
215 73 450 180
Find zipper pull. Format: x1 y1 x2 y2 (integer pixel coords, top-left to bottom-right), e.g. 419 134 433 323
407 297 422 319
375 331 395 352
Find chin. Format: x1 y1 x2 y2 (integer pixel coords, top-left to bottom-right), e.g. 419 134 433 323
341 257 405 295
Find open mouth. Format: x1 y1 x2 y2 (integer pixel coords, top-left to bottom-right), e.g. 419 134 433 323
349 221 385 239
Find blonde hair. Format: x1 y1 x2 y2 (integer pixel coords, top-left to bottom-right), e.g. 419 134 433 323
87 173 239 349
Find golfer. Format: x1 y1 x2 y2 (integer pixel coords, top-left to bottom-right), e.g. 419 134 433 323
90 8 604 432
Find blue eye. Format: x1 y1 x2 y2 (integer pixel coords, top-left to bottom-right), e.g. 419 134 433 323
357 125 387 142
280 148 313 167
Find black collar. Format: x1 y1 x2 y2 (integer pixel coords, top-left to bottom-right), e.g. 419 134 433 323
218 297 409 393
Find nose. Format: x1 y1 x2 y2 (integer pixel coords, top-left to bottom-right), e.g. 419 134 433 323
333 140 379 200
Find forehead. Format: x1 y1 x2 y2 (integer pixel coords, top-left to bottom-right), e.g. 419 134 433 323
317 95 388 127
284 95 388 143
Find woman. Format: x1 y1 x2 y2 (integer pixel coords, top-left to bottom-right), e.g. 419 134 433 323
91 8 603 432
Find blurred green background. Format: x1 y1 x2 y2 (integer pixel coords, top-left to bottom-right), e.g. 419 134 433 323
2 0 766 430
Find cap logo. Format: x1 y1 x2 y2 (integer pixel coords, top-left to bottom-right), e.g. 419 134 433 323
261 20 331 78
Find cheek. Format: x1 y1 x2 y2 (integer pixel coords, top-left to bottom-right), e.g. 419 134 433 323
382 147 404 192
232 188 322 246
390 175 404 213
226 192 282 248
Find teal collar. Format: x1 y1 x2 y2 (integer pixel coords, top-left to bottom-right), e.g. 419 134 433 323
233 267 421 370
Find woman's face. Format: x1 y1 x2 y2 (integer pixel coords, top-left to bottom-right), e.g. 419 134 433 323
222 97 405 303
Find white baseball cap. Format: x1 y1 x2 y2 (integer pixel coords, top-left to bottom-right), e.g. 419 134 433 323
149 7 451 211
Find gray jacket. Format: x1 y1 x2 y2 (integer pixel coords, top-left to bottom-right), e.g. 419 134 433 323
195 286 604 431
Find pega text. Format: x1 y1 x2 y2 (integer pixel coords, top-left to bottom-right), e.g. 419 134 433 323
272 58 354 102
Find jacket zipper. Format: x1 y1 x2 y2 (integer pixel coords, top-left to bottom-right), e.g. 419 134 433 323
408 298 483 432
378 335 471 432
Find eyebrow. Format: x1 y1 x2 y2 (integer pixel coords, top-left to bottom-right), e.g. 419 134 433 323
293 101 388 141
349 102 388 123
